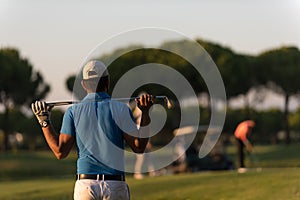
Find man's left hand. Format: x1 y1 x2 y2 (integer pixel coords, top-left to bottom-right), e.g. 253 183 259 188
31 101 51 127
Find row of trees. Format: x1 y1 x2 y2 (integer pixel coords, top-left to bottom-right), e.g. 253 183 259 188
1 39 300 151
68 39 300 144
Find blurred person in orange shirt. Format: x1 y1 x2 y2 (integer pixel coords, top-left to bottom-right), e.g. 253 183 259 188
234 120 255 172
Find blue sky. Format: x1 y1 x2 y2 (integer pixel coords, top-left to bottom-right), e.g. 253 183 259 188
1 0 300 108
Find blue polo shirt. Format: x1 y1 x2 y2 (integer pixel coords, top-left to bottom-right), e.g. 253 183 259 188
61 92 138 175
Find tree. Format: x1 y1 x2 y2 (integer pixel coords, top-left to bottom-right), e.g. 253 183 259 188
257 46 300 144
0 48 50 151
197 39 260 118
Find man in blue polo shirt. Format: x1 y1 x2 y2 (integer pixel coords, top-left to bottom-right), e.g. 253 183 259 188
32 60 153 200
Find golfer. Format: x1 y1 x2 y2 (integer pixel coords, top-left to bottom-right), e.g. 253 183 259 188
32 60 153 200
132 104 156 179
234 120 255 172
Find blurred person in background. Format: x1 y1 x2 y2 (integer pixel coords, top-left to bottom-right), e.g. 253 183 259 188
132 105 157 179
234 120 255 173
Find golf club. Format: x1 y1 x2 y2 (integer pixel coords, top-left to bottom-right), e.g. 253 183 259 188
46 95 173 109
246 148 263 172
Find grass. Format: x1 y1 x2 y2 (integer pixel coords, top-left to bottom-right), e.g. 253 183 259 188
128 168 300 200
0 150 77 180
0 178 74 200
0 169 299 200
0 144 299 199
225 144 300 168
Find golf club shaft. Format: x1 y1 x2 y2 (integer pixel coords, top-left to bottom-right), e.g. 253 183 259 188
46 95 169 108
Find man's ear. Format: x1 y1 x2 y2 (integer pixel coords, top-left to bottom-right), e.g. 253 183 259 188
81 80 87 91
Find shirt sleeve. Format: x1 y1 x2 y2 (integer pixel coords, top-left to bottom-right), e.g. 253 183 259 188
111 102 138 134
60 107 76 136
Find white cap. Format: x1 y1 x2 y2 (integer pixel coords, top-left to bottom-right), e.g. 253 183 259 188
82 60 109 80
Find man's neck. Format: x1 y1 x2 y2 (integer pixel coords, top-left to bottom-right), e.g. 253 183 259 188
87 89 107 94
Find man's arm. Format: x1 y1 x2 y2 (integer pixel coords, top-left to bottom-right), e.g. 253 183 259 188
42 125 75 159
123 94 153 153
123 111 151 153
244 126 254 152
32 101 75 159
243 139 253 152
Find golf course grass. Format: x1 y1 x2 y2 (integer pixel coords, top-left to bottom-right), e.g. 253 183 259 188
0 168 299 200
0 144 299 200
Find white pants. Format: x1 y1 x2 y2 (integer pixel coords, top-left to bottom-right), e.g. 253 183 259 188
74 179 130 200
134 153 155 174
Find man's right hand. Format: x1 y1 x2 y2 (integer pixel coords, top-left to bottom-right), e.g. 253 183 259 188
135 94 154 113
245 140 253 152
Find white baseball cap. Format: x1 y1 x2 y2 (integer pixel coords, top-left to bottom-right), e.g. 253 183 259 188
82 60 109 80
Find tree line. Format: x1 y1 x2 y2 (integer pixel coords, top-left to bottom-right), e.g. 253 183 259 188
1 39 300 151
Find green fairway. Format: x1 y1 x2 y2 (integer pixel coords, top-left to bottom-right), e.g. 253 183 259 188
0 178 74 200
0 151 77 180
0 144 299 199
0 168 299 200
128 168 300 200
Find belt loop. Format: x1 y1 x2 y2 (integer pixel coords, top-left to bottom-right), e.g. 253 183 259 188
102 174 105 181
96 174 100 181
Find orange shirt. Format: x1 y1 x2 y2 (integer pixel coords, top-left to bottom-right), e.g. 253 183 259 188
234 120 255 142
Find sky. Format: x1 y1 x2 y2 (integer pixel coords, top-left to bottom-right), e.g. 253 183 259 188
1 0 300 109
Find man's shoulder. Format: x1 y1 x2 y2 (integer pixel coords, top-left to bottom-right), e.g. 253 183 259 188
110 100 130 108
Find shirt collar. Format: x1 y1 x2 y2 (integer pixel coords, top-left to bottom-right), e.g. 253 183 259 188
83 92 111 102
